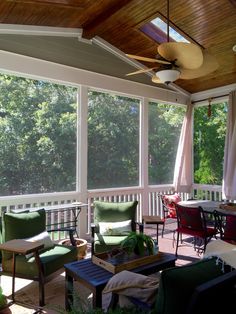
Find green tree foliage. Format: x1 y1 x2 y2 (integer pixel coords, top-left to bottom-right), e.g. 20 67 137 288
0 73 227 197
87 91 139 189
148 103 186 184
0 74 77 196
194 103 227 185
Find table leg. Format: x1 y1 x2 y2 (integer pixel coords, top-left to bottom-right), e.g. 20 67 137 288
65 272 74 311
34 251 45 307
72 206 81 238
156 224 159 245
12 252 16 302
93 288 102 309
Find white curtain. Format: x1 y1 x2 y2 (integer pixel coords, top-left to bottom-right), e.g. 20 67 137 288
223 90 236 200
173 101 193 193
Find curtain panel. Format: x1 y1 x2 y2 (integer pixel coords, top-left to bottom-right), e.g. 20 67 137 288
223 90 236 200
173 101 193 193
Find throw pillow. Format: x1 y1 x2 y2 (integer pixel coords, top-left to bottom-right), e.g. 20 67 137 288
99 220 132 236
163 193 181 205
26 230 54 248
25 230 54 258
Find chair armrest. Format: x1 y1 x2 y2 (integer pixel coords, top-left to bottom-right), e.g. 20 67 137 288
135 222 144 233
186 269 236 314
48 227 77 246
91 223 99 237
91 223 99 255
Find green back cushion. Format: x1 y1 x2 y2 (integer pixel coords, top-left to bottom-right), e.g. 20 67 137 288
94 200 138 225
3 209 46 242
155 258 224 314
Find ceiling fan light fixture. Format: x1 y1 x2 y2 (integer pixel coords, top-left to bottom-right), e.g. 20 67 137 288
156 68 180 84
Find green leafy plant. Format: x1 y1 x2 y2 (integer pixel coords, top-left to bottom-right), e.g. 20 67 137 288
120 232 155 256
0 287 7 309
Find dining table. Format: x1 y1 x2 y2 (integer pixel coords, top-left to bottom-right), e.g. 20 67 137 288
178 200 236 216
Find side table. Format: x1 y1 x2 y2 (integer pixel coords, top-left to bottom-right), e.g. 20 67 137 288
0 239 44 312
142 215 164 244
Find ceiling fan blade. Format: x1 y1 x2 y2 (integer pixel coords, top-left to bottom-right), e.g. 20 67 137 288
151 75 162 84
126 54 171 65
126 67 158 76
179 51 219 79
158 42 203 70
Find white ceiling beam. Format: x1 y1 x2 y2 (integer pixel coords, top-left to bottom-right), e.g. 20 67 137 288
191 83 236 104
0 24 83 38
0 49 189 105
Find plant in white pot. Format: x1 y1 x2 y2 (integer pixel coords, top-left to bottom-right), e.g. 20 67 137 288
120 232 155 256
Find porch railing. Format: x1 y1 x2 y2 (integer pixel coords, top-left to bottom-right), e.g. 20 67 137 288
0 184 222 240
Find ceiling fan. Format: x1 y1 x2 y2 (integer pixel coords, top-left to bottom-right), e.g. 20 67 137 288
126 0 218 85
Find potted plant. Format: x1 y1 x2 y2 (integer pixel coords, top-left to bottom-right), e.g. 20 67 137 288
120 232 155 256
59 238 88 260
0 287 8 313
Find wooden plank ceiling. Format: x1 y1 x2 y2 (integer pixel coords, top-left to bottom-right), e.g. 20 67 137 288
0 0 235 94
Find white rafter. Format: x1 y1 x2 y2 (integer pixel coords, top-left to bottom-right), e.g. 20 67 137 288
0 24 83 38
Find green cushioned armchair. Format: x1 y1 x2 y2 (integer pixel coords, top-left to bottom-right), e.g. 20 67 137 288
0 209 77 306
91 200 143 255
109 258 236 314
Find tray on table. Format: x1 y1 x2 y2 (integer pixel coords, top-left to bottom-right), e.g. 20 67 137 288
92 250 161 274
219 203 236 211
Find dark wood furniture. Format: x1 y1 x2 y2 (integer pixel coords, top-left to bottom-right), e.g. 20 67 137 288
0 239 44 308
142 215 164 244
215 211 236 243
64 251 176 310
0 209 77 307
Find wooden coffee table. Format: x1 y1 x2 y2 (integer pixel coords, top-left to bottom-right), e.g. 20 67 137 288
64 251 176 310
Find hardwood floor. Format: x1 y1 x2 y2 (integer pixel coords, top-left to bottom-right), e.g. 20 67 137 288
144 219 201 266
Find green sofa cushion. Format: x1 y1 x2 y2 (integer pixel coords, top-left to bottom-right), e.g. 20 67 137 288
94 200 138 225
3 209 46 241
94 234 129 253
3 244 77 277
2 209 46 260
155 257 224 314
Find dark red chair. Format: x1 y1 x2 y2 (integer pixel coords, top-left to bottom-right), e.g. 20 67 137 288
174 204 218 256
160 193 181 237
216 211 236 244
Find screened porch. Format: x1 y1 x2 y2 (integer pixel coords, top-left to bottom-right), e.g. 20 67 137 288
0 63 234 242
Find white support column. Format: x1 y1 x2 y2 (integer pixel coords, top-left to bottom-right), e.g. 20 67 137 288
77 86 88 239
140 97 149 217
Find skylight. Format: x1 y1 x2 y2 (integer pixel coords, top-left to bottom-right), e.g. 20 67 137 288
140 17 190 44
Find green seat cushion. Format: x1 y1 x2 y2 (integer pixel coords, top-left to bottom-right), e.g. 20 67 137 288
2 244 77 277
155 257 224 314
94 234 128 253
